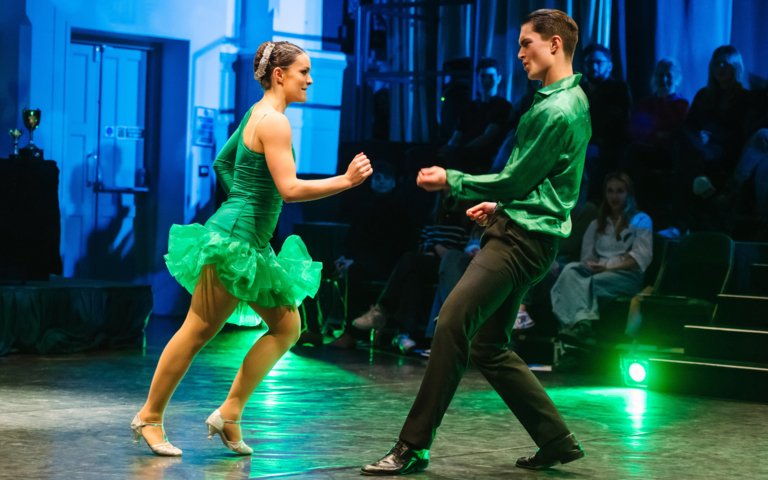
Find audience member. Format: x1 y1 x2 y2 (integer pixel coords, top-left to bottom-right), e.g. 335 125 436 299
679 45 753 231
580 44 632 202
439 58 513 174
552 172 652 346
626 58 689 229
628 58 688 159
489 80 538 173
342 161 422 295
337 195 473 352
422 225 483 343
515 180 599 335
725 88 768 231
730 127 768 224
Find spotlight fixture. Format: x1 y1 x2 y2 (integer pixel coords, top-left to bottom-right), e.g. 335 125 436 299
621 357 649 387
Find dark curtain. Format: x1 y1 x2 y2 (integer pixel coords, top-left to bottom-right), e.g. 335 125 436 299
379 0 765 141
656 0 733 102
656 0 767 98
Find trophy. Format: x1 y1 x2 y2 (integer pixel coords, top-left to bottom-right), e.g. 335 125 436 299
20 107 44 160
8 128 21 159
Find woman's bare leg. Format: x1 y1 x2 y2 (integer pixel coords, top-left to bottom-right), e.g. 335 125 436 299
216 303 301 441
138 265 239 445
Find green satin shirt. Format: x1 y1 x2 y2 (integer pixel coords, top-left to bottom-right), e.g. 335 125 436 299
446 73 592 238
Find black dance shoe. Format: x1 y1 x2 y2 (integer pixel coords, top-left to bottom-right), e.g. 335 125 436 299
558 321 596 348
516 433 585 470
361 440 429 475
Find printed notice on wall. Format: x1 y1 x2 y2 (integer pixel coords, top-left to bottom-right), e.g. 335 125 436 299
194 107 216 147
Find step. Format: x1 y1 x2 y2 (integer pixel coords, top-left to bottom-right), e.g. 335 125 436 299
751 264 768 295
632 353 768 402
714 294 768 327
684 324 768 363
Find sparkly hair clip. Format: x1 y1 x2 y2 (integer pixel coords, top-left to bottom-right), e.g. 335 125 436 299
255 42 275 80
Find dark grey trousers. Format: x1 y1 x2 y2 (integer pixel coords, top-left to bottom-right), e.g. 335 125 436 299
399 214 571 449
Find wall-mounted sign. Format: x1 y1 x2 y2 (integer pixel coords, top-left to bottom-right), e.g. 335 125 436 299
194 107 216 147
104 125 144 140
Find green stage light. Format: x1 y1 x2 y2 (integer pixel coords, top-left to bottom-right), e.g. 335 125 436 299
628 362 647 383
621 357 649 387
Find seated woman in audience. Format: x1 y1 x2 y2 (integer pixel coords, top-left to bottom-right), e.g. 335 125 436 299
628 58 689 153
551 172 653 345
680 45 753 231
626 58 689 230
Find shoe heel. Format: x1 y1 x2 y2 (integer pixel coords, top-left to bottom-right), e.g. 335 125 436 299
131 415 142 444
559 449 586 465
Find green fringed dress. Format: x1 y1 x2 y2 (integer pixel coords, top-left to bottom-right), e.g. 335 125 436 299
164 107 322 325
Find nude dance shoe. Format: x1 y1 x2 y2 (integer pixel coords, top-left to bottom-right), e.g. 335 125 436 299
130 413 183 456
205 409 253 455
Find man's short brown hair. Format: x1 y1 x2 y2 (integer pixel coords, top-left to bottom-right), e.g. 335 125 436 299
523 9 579 60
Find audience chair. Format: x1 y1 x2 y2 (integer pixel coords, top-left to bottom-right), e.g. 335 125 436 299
628 232 734 346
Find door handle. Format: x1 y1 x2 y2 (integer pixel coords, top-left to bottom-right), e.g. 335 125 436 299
85 152 102 191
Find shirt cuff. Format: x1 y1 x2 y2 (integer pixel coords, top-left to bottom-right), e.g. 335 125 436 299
446 169 464 198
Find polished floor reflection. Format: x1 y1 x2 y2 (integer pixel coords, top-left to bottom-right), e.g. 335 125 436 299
1 317 766 479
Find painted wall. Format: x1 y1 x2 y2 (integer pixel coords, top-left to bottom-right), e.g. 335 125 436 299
10 0 347 315
19 0 239 315
0 1 29 157
24 0 236 216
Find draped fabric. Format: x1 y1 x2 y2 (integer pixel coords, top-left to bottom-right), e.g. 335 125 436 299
655 0 733 102
731 0 768 88
656 0 767 98
0 278 151 356
461 0 765 104
376 0 765 141
578 0 613 51
385 2 436 142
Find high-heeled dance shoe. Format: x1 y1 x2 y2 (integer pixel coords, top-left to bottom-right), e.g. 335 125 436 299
205 409 253 455
131 413 183 457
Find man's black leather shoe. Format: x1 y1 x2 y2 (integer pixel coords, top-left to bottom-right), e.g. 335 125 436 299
361 440 429 475
516 433 585 470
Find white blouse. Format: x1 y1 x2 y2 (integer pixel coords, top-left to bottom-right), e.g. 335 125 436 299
580 212 653 272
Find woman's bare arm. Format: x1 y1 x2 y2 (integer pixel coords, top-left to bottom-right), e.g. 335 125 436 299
259 113 371 202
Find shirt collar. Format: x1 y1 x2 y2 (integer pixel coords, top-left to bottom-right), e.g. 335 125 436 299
536 73 583 97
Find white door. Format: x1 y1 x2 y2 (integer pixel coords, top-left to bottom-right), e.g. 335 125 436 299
62 42 151 280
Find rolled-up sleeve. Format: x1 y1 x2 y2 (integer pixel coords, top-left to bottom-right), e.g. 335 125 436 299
627 213 653 272
445 108 569 203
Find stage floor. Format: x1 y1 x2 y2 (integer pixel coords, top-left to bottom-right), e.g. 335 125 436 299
1 317 766 479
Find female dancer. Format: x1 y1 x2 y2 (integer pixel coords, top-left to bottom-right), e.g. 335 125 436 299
131 40 372 456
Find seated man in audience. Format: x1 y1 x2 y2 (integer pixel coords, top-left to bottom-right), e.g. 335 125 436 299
439 57 513 174
580 44 632 202
335 195 473 352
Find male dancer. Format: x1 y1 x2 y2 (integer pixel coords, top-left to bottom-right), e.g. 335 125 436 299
361 9 591 475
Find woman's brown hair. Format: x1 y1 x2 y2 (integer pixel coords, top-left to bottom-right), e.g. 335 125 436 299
253 41 306 90
597 172 638 240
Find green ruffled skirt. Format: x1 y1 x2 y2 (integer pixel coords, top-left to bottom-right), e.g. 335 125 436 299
164 224 322 326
